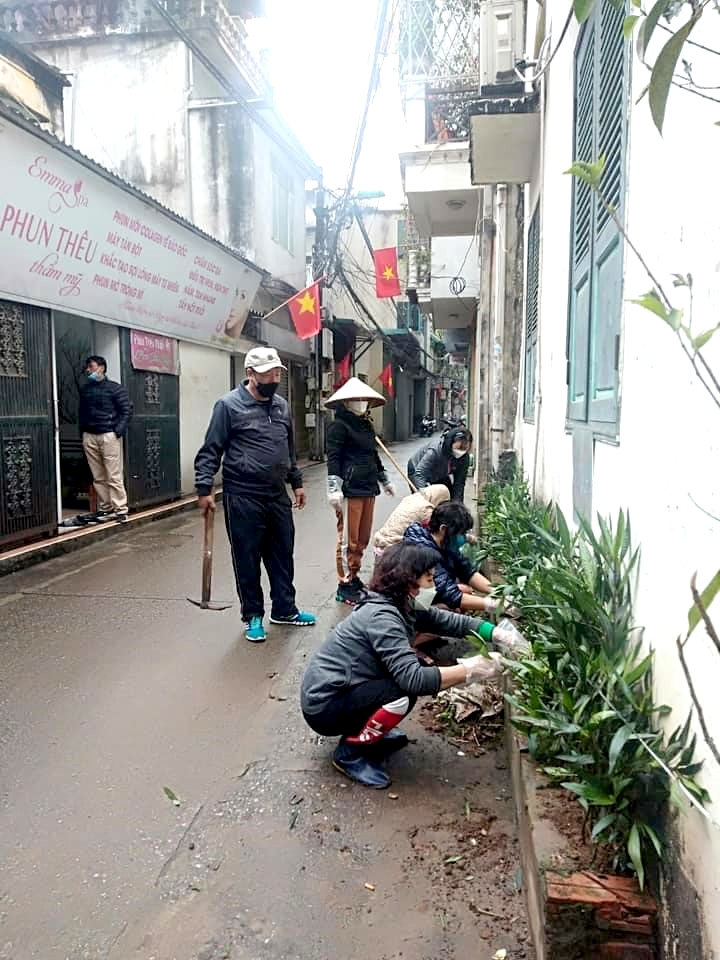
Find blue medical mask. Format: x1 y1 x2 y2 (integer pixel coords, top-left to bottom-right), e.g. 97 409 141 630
449 534 466 551
87 370 102 381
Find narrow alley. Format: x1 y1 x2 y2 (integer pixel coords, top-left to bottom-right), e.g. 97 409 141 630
0 440 529 960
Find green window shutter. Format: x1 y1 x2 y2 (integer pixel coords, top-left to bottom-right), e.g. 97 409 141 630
567 0 628 429
588 0 626 424
568 21 595 422
523 204 540 421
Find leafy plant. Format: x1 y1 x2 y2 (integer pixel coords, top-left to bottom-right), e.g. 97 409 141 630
481 474 710 886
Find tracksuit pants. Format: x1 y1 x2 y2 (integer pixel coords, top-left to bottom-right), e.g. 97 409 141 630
223 492 298 622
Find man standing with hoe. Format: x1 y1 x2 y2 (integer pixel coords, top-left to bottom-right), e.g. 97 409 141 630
194 347 316 643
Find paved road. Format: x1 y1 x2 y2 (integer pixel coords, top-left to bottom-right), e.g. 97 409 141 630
0 438 530 960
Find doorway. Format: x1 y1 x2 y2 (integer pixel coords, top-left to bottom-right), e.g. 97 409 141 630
54 311 95 516
0 299 57 547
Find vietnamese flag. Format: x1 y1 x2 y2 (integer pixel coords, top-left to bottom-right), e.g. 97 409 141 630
378 362 395 398
288 282 322 340
335 353 351 387
373 247 401 299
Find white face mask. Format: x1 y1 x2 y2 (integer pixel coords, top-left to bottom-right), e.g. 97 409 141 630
451 446 466 459
347 400 369 415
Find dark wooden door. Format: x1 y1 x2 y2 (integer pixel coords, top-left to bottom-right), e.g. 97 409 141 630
120 330 180 509
0 300 57 547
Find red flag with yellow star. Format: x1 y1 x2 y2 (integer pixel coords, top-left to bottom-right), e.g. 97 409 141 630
373 248 401 299
378 362 395 398
288 282 322 340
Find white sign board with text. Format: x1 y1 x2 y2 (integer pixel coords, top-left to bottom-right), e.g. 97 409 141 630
0 118 262 349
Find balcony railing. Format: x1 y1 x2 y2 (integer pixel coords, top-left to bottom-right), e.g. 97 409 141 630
0 0 270 97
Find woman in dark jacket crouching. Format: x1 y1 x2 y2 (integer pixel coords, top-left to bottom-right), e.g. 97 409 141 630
300 543 503 789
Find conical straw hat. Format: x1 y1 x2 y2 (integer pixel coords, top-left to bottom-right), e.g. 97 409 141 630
325 376 386 408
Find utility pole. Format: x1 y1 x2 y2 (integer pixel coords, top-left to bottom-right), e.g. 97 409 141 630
311 181 328 461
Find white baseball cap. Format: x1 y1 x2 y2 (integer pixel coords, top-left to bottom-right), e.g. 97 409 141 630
244 347 287 373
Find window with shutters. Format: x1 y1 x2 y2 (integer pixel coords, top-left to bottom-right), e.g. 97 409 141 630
567 0 628 434
524 205 540 422
272 158 295 254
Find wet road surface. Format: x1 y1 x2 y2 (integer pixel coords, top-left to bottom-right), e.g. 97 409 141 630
0 439 530 959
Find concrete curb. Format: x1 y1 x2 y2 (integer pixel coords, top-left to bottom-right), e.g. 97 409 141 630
0 459 324 578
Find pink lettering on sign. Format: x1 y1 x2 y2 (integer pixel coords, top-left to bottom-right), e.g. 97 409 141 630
130 329 179 375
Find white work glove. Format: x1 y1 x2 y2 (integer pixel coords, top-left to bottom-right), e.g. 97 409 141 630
483 596 520 619
382 482 395 497
457 651 504 684
327 475 344 511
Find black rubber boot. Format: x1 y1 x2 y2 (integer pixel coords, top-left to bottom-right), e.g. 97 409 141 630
332 739 390 789
364 727 410 757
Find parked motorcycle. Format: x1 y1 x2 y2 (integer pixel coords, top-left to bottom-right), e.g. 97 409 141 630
441 415 467 433
420 415 436 437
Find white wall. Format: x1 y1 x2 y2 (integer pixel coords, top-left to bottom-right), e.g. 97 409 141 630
516 5 720 952
431 235 481 301
179 342 231 494
93 321 121 383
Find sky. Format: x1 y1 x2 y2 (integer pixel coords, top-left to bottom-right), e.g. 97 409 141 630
248 0 406 205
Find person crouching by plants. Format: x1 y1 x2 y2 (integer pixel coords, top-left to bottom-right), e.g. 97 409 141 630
300 543 504 788
407 427 473 501
372 483 451 558
403 501 497 614
325 377 395 605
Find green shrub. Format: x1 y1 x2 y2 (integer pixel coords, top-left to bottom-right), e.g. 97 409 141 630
480 474 709 888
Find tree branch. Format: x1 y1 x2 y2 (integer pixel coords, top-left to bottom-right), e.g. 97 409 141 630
688 492 720 523
690 572 720 656
677 635 720 767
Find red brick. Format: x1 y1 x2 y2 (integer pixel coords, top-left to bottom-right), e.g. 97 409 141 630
591 943 655 959
546 871 657 914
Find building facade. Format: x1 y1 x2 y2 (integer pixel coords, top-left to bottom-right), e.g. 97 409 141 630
397 0 720 953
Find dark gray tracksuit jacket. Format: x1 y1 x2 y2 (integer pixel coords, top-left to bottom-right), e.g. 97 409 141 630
301 592 475 716
194 383 302 499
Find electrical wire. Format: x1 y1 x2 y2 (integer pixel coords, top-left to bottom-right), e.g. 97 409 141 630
517 7 574 85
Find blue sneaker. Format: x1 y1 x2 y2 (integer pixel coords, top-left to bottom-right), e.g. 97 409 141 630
245 616 266 643
269 610 316 627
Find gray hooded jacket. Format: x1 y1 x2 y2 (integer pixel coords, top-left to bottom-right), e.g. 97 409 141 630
301 592 475 716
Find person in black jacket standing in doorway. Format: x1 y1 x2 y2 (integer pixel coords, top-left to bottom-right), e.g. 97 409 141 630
79 355 131 523
325 377 395 605
194 347 316 644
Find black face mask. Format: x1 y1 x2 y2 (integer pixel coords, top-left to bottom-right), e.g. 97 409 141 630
255 381 279 400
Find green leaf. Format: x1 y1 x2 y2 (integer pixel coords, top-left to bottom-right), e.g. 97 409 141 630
671 272 690 288
609 725 633 773
623 14 640 37
628 822 645 889
574 0 597 23
163 786 181 806
667 308 684 331
543 766 572 779
625 652 653 686
637 0 670 60
631 290 668 321
589 710 619 726
641 822 663 857
691 324 720 352
688 568 720 636
565 157 606 189
649 16 699 134
562 781 615 805
591 812 617 839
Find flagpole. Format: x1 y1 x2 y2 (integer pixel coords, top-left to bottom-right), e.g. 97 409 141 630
311 182 328 461
261 282 318 325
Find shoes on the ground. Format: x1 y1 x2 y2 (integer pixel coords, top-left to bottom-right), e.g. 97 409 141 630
87 510 113 524
245 616 267 643
113 512 129 524
364 727 410 756
269 610 316 626
336 581 363 605
351 575 366 589
332 739 390 789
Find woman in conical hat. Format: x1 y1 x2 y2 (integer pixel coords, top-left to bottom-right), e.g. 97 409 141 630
325 377 395 605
